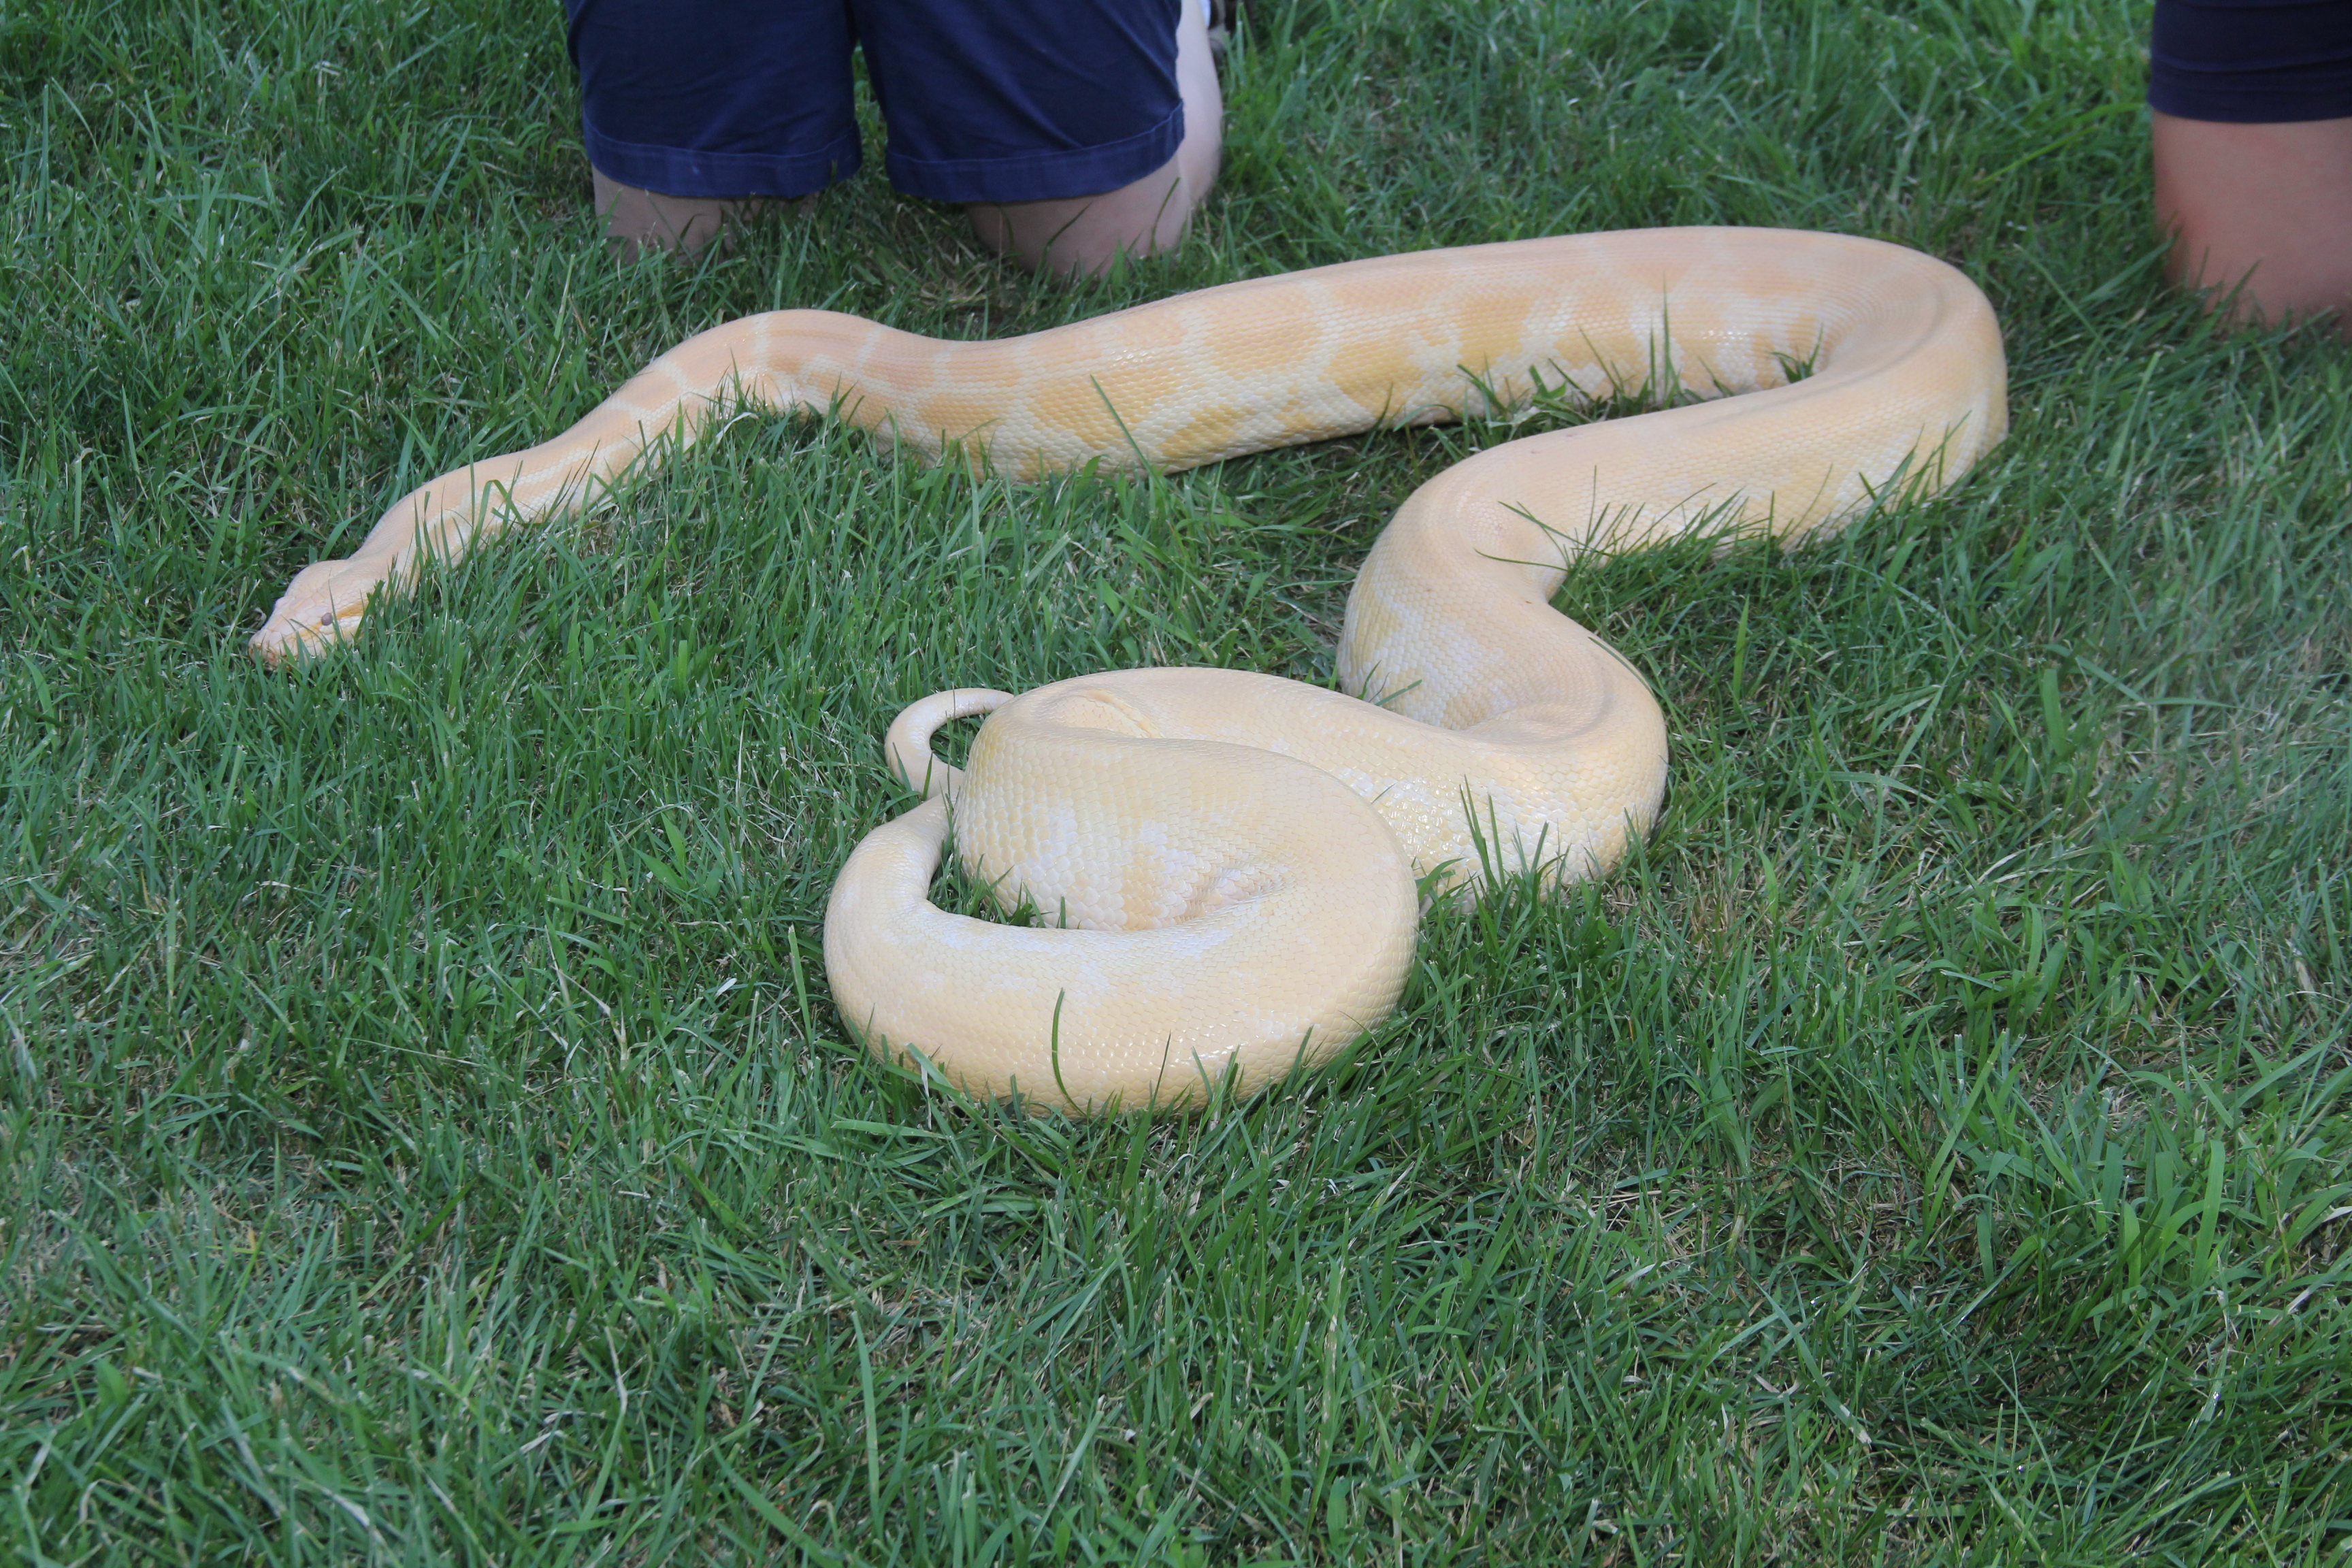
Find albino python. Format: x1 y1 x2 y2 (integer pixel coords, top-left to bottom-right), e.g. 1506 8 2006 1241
255 228 2007 1113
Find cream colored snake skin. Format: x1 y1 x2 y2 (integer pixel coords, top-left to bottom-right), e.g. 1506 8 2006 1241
254 228 2007 1113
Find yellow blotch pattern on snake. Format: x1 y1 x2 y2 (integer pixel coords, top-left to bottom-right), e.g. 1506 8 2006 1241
252 228 2008 1113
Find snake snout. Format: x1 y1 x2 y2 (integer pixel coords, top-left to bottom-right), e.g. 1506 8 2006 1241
250 561 370 664
250 603 356 665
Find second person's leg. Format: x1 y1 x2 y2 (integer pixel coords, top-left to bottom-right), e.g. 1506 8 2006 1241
862 0 1223 276
2148 0 2352 335
964 0 1224 274
568 0 861 259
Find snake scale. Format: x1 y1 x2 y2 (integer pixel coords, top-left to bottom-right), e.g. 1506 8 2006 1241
255 227 2008 1113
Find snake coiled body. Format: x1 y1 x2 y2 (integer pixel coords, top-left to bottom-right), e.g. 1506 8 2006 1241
255 228 2007 1113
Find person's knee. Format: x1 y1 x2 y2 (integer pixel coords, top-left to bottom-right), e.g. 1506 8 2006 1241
965 161 1203 277
2153 113 2352 336
593 169 806 263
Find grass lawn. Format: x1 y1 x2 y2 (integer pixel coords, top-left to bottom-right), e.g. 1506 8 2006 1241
5 0 2350 1560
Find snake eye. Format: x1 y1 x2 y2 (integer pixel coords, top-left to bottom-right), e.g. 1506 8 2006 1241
318 612 336 627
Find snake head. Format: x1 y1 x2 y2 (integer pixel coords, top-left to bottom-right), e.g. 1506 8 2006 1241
249 559 374 665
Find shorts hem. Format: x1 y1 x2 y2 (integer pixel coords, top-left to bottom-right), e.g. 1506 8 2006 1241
2148 76 2352 122
887 103 1184 204
583 117 862 198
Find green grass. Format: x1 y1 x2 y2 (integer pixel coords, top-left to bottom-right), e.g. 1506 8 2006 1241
3 0 2349 1561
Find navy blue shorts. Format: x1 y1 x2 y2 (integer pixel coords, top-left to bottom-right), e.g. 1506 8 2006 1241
2149 0 2352 122
566 0 1187 204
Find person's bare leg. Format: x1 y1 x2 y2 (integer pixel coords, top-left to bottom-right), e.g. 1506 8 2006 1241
2153 111 2352 337
966 0 1223 275
593 169 804 262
